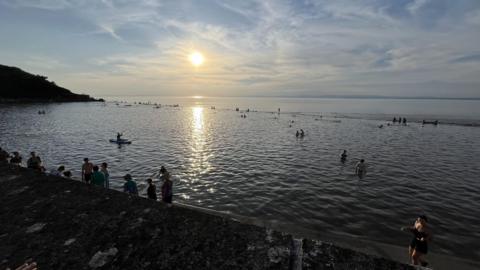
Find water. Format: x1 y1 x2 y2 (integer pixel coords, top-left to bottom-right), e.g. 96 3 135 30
1 97 480 261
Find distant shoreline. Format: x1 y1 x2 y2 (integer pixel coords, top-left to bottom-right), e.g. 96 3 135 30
99 95 480 101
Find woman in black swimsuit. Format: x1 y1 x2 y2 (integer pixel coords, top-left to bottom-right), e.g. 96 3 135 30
401 215 431 266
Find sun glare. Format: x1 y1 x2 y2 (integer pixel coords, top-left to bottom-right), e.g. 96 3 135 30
189 52 204 67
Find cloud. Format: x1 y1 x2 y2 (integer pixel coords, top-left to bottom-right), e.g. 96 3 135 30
406 0 429 15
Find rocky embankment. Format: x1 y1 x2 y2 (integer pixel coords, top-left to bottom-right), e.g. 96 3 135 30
0 162 417 270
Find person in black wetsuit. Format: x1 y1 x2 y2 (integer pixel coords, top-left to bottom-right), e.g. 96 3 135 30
401 215 431 266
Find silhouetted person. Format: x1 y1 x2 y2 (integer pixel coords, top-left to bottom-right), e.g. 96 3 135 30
27 152 41 170
355 159 367 179
147 178 157 200
403 118 407 125
393 117 397 123
296 130 300 137
341 150 347 162
10 151 22 165
81 158 93 184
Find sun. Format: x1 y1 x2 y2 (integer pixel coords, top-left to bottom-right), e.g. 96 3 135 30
189 52 204 67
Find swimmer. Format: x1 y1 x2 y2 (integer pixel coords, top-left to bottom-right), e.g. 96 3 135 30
296 130 299 137
355 159 367 178
300 129 305 137
340 150 347 162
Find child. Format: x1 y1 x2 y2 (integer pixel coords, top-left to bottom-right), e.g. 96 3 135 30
147 178 157 200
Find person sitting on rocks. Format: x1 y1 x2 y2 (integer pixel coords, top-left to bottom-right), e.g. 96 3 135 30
123 174 138 195
50 165 65 176
147 178 157 200
27 152 42 171
10 151 22 166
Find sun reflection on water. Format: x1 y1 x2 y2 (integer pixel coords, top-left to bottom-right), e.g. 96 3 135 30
187 107 213 191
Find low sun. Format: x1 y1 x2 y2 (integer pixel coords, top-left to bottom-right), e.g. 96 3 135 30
189 52 204 67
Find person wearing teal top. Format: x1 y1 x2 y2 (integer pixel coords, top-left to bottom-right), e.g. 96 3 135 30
123 174 138 195
91 165 105 186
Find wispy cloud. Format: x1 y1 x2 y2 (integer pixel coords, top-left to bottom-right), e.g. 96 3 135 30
0 0 479 97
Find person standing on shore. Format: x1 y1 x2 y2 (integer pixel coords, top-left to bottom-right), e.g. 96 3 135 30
147 178 157 200
161 174 173 204
123 174 138 195
355 159 367 178
91 165 105 187
401 215 431 266
100 162 110 189
81 158 94 184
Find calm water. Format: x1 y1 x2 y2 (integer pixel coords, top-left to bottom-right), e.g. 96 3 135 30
1 97 479 261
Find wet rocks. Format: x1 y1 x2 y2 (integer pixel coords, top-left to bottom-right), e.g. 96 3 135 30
88 247 118 268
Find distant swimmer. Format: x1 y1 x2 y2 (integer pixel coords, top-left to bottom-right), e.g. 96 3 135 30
296 130 300 137
355 159 367 178
340 150 347 162
403 118 407 125
393 117 397 123
300 129 305 137
378 124 384 128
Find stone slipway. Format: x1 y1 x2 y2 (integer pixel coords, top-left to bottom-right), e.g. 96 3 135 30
0 162 420 270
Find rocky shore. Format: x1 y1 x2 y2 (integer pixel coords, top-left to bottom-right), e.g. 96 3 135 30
0 162 418 270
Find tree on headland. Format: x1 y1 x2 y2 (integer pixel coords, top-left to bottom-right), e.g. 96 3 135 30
0 64 101 102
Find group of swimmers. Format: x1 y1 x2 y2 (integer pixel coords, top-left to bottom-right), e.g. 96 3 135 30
295 129 305 137
393 117 407 125
339 150 367 178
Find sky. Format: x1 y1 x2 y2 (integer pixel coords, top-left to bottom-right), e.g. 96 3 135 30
1 0 480 98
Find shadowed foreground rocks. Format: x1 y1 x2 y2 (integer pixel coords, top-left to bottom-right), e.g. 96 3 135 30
0 162 417 270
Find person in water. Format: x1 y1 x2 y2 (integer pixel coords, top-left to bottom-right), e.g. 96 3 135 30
91 165 105 186
296 130 299 137
403 118 407 125
101 162 110 189
81 158 94 184
340 150 347 162
401 215 431 266
147 178 157 200
123 174 138 195
355 159 367 178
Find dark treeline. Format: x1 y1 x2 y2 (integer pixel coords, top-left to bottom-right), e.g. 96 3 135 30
0 64 100 102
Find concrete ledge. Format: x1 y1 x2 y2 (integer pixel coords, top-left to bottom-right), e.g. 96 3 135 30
0 162 418 269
